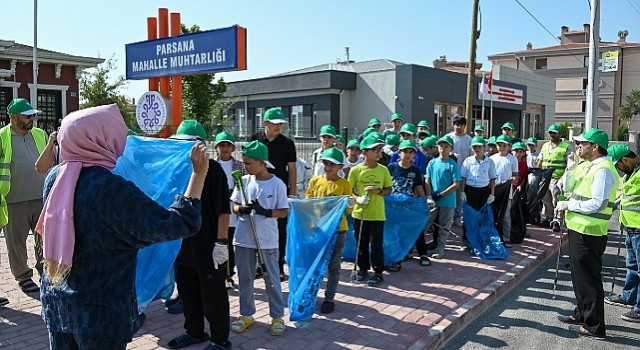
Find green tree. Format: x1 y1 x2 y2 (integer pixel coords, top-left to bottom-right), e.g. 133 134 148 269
181 24 230 138
618 87 640 121
79 56 136 131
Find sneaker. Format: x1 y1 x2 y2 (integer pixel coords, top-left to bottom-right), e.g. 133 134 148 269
605 295 634 309
551 221 561 232
167 299 183 314
231 315 254 333
280 273 288 282
320 300 335 314
255 266 263 279
0 297 9 307
367 273 384 286
225 279 234 290
355 270 367 281
419 255 431 266
503 241 513 248
431 250 445 259
165 297 181 308
621 309 640 323
166 333 209 349
270 318 286 336
204 340 232 350
18 279 39 293
538 219 551 228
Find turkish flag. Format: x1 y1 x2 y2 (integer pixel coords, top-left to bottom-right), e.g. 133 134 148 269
487 70 493 91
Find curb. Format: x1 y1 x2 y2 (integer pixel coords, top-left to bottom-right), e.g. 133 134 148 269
422 230 569 349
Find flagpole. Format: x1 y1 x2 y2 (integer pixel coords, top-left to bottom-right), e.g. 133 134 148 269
489 87 494 135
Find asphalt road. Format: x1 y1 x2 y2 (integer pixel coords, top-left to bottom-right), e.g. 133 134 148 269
443 215 639 350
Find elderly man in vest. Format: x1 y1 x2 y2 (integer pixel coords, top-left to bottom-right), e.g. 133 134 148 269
1 98 47 294
537 124 574 230
555 128 619 339
603 144 640 323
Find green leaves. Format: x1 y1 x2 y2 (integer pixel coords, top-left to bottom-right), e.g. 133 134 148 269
618 88 640 121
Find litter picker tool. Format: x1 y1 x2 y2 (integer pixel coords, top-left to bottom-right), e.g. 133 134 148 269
231 170 274 289
552 195 568 299
609 223 625 295
426 207 464 249
350 192 370 282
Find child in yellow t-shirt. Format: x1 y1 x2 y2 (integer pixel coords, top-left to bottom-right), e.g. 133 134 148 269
306 147 353 314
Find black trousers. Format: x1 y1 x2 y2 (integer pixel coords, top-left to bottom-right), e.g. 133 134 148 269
277 217 288 274
568 229 607 337
175 264 230 345
354 219 385 274
226 227 236 277
463 185 491 238
417 211 441 256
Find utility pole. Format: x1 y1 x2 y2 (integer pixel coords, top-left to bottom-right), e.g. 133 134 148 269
585 0 600 130
32 0 38 110
465 0 480 122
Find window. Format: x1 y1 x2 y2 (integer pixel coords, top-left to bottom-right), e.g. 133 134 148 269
235 108 246 137
584 55 589 67
0 87 13 127
291 105 304 138
535 58 547 70
434 104 446 137
36 89 62 134
255 107 265 133
582 100 587 113
582 78 588 90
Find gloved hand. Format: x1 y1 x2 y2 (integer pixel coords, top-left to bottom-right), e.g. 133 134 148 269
347 196 356 208
487 194 495 204
212 242 229 269
426 196 436 208
252 199 273 217
460 192 467 203
356 196 370 205
432 192 442 202
238 204 254 215
556 201 569 212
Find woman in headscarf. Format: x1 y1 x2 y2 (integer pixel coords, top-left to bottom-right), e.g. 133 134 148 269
37 104 208 349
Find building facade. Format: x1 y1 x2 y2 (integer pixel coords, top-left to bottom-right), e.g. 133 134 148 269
0 40 103 133
488 25 640 138
224 59 535 139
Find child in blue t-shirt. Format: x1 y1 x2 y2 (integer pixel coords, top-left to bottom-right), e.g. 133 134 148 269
425 136 462 259
387 140 426 270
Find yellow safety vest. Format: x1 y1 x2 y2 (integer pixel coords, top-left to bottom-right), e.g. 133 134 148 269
620 166 640 229
0 125 47 226
566 159 619 236
541 141 570 179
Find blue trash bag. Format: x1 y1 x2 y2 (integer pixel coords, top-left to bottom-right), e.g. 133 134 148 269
463 203 509 260
113 136 195 311
286 196 348 322
343 194 430 265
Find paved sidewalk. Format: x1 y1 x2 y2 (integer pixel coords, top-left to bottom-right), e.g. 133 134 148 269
0 223 564 349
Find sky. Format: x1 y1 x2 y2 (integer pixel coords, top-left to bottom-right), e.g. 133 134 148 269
2 0 640 100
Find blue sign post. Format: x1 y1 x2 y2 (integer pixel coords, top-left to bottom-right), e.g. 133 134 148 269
126 25 247 80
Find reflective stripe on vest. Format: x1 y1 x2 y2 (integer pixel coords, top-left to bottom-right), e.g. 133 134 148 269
0 125 47 226
566 159 619 236
541 141 570 179
620 168 640 229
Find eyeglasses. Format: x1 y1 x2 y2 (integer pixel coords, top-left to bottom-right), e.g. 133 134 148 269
366 148 383 153
576 141 592 146
22 114 37 119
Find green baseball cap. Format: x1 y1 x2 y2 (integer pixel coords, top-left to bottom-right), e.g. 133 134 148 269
214 131 236 146
320 147 345 165
399 123 417 135
368 118 382 127
421 136 437 148
471 135 486 146
487 136 497 145
346 139 360 149
362 127 375 139
390 113 404 122
417 120 430 128
512 142 527 151
336 134 345 144
173 119 207 140
319 124 337 137
242 140 275 168
607 144 632 164
474 124 486 132
437 135 455 147
547 124 561 133
501 122 515 130
573 128 609 150
398 140 417 151
263 108 288 124
7 98 40 115
360 134 385 150
526 137 538 145
385 133 401 146
495 134 511 144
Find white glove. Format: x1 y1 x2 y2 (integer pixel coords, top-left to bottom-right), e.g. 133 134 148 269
556 201 569 212
212 242 229 269
487 194 495 204
426 196 436 208
347 197 356 208
460 192 467 203
355 196 370 205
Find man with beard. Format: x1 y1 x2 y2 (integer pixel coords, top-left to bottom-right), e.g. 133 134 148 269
0 98 47 294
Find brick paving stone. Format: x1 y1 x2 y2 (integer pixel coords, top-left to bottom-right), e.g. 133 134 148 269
0 223 563 349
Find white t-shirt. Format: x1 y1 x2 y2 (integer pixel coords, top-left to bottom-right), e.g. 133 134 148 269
491 153 519 199
447 132 473 168
230 174 289 249
219 159 235 190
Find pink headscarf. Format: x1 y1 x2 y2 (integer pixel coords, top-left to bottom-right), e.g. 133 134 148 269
35 104 128 286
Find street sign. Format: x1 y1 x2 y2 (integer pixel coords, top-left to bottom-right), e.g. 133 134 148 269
125 25 247 80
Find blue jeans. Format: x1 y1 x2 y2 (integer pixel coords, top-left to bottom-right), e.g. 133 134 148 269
622 227 640 312
325 231 346 301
